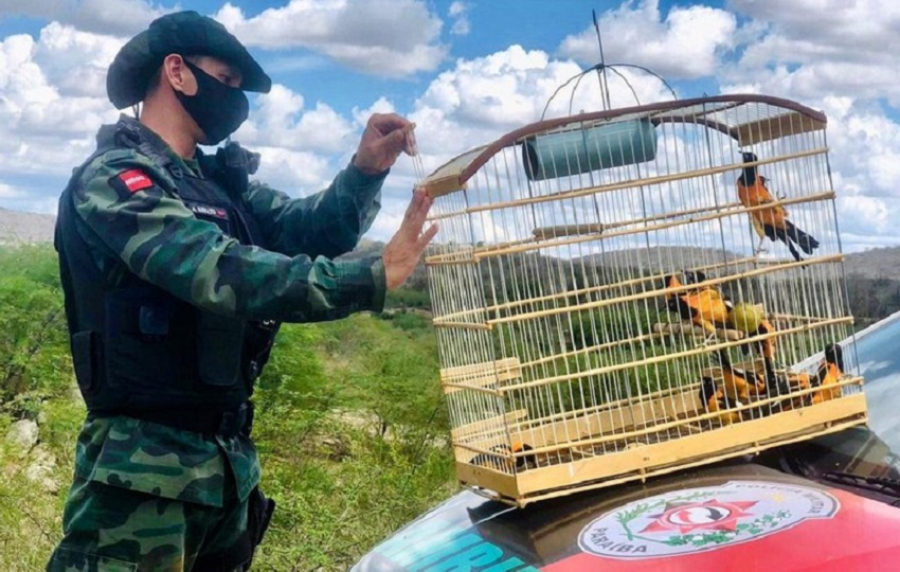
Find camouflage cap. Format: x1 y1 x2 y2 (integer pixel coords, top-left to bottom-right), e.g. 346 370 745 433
107 10 271 109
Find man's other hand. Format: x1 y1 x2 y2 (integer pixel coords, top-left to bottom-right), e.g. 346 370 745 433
353 113 416 175
382 189 439 290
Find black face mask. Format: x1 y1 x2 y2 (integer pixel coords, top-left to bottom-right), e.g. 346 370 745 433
175 59 249 145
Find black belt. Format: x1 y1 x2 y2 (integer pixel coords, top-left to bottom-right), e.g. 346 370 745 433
91 402 254 438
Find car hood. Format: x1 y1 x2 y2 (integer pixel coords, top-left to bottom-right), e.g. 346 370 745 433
352 463 900 572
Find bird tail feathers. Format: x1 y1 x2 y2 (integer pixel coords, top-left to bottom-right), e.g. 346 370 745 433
784 220 820 254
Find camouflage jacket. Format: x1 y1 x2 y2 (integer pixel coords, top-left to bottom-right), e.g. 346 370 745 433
68 116 388 506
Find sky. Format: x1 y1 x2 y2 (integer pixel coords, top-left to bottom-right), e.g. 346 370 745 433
0 0 898 252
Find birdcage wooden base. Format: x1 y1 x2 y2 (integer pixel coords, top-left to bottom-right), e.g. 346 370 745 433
455 392 867 507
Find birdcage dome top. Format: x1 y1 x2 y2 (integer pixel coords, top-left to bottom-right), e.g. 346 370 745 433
422 94 827 198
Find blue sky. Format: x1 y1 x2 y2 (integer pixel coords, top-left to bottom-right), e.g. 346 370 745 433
0 0 898 252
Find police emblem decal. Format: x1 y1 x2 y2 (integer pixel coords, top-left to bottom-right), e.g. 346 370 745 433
577 481 839 559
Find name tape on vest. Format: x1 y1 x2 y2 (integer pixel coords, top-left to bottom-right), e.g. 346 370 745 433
189 203 230 219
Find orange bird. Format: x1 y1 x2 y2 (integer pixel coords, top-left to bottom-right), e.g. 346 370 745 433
699 376 741 425
470 442 536 472
783 342 845 408
663 272 733 338
810 342 845 403
737 152 819 261
739 317 778 389
714 350 766 403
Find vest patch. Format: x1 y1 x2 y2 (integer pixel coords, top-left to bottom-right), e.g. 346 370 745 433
189 203 230 219
118 169 153 193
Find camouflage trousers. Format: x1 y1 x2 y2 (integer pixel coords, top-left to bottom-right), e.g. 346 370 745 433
47 476 255 571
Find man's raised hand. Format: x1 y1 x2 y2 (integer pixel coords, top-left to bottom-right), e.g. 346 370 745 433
353 113 417 176
382 189 439 290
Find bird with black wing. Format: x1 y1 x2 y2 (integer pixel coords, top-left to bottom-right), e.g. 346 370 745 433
712 349 767 404
469 442 537 472
737 152 820 261
662 271 734 341
699 376 742 425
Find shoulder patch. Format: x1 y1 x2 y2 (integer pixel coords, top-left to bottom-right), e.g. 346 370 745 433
118 169 153 193
108 168 156 199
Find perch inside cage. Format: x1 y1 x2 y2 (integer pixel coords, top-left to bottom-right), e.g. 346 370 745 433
419 95 867 507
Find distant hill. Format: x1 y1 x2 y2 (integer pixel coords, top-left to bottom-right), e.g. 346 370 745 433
337 238 386 260
844 246 900 281
574 246 743 272
0 208 56 245
2 206 900 283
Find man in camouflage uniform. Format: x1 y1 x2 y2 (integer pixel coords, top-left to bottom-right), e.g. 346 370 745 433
48 10 437 572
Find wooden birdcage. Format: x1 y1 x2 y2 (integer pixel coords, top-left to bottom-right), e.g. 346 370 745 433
418 95 868 507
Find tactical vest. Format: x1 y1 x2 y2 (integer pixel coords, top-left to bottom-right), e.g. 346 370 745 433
56 120 278 434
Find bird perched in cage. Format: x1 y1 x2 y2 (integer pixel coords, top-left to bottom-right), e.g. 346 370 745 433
662 272 734 338
784 342 845 405
729 303 779 388
713 350 767 403
699 376 742 425
469 442 536 472
814 342 845 403
737 152 820 261
779 372 812 411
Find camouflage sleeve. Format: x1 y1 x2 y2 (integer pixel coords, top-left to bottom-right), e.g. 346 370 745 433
244 161 386 258
73 155 386 322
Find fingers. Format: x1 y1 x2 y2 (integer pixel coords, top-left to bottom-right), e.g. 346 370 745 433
368 113 412 133
367 113 417 156
401 189 432 234
405 128 418 157
382 188 436 290
376 123 415 158
417 223 439 250
402 187 428 224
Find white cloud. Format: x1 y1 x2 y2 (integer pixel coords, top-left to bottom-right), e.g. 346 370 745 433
725 0 900 107
0 0 70 18
352 96 396 126
0 26 120 184
0 0 169 36
731 0 900 59
71 0 169 36
251 146 332 193
448 1 466 17
0 181 23 198
448 1 470 36
236 84 355 154
214 0 447 77
367 196 407 239
33 22 124 98
558 0 737 79
818 109 900 248
838 195 889 235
